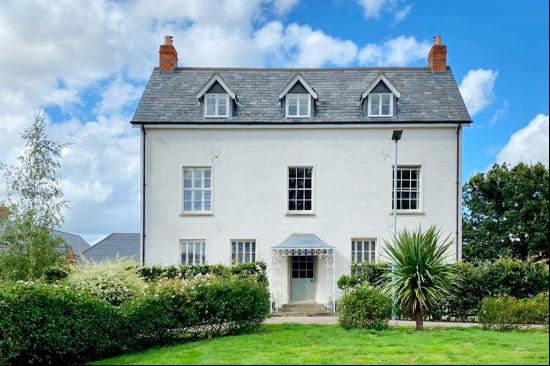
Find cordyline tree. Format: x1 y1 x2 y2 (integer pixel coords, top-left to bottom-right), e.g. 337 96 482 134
462 162 549 262
0 109 67 281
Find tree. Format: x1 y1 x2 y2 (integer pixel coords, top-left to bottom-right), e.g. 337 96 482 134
381 226 459 330
463 163 549 262
0 110 66 281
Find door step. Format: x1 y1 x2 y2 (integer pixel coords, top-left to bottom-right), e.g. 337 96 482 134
273 303 334 317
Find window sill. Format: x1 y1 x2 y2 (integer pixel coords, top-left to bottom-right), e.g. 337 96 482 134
285 116 311 118
389 211 425 216
368 115 393 118
286 211 316 217
180 212 214 217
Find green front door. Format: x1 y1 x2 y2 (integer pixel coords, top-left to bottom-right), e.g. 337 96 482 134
290 256 316 303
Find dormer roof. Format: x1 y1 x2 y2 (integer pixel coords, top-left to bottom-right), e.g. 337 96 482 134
278 73 318 100
196 72 237 101
360 73 401 102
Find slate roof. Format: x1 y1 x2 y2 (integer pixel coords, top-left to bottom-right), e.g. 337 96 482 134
131 67 472 124
51 229 91 257
0 229 91 258
273 234 333 249
80 233 140 263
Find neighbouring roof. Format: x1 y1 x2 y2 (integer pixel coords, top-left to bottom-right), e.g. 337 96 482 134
132 67 471 124
0 229 91 257
272 234 333 249
80 233 140 263
51 229 91 257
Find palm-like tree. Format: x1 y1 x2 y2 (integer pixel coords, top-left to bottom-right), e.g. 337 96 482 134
380 226 459 330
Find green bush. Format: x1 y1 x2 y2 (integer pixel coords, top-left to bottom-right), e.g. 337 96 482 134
138 261 268 283
67 257 145 306
0 270 271 364
0 282 126 365
340 259 549 321
479 293 549 330
337 286 392 330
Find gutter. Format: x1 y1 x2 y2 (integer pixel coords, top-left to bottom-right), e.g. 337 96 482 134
456 122 462 261
130 120 473 126
141 126 146 266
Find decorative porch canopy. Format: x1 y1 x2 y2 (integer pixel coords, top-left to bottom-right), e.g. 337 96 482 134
270 234 336 312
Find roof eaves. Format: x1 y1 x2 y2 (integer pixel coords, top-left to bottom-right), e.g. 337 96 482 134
278 73 318 100
196 72 237 100
360 73 402 102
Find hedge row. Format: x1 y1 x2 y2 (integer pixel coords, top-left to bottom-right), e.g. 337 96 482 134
338 258 549 321
138 261 268 283
479 293 549 330
0 275 270 364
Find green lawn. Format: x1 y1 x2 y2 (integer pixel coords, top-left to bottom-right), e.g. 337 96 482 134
94 324 549 365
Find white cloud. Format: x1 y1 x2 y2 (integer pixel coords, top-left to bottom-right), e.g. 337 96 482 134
459 69 498 116
358 36 431 66
496 114 549 167
357 0 411 23
0 0 431 239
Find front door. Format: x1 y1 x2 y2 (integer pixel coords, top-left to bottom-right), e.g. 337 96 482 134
290 256 316 303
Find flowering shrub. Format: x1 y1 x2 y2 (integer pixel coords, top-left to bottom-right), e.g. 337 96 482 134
0 266 270 364
66 257 145 306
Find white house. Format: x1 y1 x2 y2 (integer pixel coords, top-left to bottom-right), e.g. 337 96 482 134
131 35 472 312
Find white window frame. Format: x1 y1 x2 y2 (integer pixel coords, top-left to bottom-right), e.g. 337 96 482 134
392 165 422 212
204 93 230 118
367 93 394 117
287 166 315 215
231 239 257 264
286 94 311 118
182 167 213 214
351 239 377 264
179 239 207 265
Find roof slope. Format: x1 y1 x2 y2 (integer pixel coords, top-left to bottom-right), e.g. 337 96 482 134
51 229 91 256
80 233 140 263
273 234 333 249
132 67 471 124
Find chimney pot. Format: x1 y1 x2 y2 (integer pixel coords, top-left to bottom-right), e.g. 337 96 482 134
159 35 178 72
428 35 447 72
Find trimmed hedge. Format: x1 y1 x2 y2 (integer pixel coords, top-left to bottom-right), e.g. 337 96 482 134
0 283 126 365
337 285 392 330
138 262 268 283
339 258 549 321
0 271 270 364
479 293 549 330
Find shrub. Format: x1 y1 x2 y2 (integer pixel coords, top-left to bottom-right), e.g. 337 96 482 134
337 286 392 330
138 261 268 283
340 258 549 322
0 265 270 364
0 282 126 365
479 293 549 330
67 257 145 306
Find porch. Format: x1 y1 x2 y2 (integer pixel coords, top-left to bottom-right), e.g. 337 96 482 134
270 234 336 314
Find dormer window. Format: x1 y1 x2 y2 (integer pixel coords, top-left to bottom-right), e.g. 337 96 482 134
197 73 237 119
368 93 393 117
286 94 311 118
360 73 400 119
279 73 318 119
205 93 229 117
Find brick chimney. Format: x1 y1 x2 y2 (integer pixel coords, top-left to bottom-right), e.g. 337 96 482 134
428 35 447 72
159 36 178 72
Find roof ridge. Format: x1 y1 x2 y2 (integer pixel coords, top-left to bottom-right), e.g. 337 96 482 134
155 66 442 72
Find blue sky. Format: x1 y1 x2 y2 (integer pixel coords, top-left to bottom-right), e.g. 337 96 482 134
0 0 548 242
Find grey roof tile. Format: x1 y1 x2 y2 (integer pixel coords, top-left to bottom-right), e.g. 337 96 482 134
132 67 471 124
80 233 140 263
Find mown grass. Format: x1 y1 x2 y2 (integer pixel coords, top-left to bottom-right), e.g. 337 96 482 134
93 324 549 365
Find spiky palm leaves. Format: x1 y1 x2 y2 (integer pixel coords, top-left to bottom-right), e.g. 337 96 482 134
381 226 459 330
